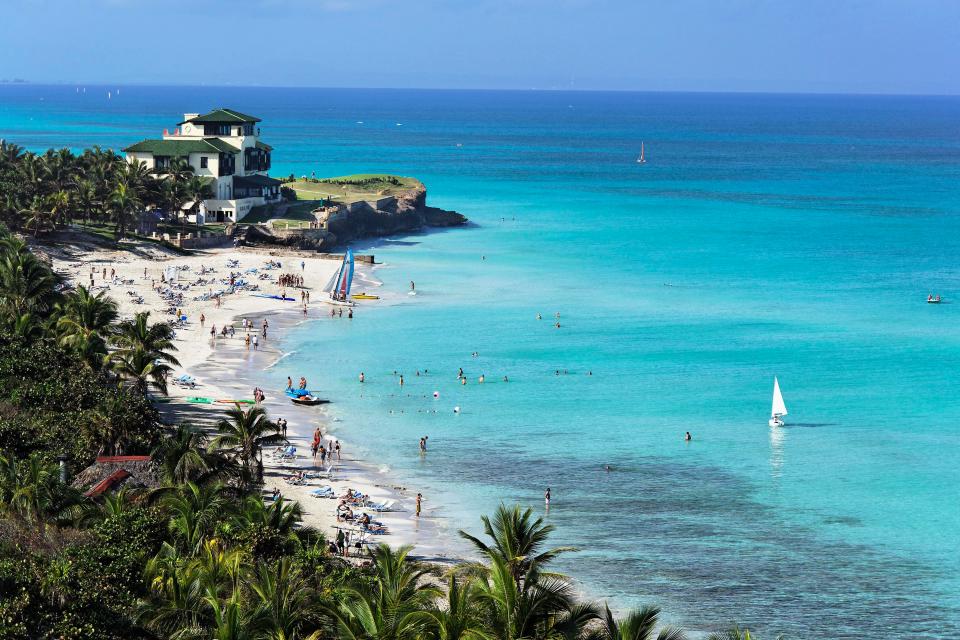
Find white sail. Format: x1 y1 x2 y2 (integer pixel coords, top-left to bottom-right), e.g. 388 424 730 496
321 266 340 296
771 376 788 417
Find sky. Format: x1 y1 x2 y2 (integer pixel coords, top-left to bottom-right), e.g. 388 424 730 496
1 0 959 94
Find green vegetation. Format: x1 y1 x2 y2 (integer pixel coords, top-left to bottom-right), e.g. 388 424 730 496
0 213 775 638
0 141 216 242
284 174 421 203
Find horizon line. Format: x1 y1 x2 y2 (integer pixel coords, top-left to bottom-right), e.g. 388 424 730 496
2 81 959 99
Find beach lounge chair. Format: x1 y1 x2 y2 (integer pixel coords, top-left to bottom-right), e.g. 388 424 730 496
273 445 296 460
310 487 335 498
367 499 397 512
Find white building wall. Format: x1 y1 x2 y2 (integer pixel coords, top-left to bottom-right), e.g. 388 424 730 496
126 152 155 170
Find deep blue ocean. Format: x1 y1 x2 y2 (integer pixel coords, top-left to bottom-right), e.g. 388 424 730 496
3 85 960 638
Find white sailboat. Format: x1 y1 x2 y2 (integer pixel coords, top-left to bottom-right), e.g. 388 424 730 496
322 249 355 307
636 141 646 164
769 376 787 427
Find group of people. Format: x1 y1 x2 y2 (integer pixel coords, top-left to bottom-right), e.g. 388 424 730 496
311 427 340 464
279 273 305 288
329 307 353 318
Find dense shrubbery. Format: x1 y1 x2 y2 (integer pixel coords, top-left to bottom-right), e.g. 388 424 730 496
0 336 160 466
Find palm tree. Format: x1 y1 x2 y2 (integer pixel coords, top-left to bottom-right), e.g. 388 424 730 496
163 481 233 553
425 574 491 640
21 195 56 236
0 233 59 322
329 544 439 640
55 285 118 369
588 604 687 640
233 494 304 539
153 424 225 486
247 557 326 639
459 504 575 587
0 451 88 528
140 542 217 637
471 553 592 640
209 406 284 489
46 188 73 227
162 157 195 220
112 311 179 396
73 178 99 223
110 178 143 239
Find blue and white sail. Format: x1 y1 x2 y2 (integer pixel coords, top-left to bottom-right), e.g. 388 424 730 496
323 250 355 305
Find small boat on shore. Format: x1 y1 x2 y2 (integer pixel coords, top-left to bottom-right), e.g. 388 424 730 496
352 293 380 300
216 399 256 404
322 250 355 307
286 388 310 398
291 395 329 406
769 376 787 428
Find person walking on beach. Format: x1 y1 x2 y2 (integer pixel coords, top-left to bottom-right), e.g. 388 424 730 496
544 487 551 509
336 528 345 556
416 493 422 517
200 313 205 328
252 334 259 350
279 418 287 438
301 260 305 271
245 334 250 350
335 440 341 460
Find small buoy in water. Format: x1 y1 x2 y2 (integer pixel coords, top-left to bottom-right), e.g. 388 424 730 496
433 391 439 398
453 406 461 414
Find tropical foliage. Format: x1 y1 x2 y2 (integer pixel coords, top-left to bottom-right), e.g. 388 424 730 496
0 140 202 239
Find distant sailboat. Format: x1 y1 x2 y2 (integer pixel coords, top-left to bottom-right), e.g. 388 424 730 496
636 141 646 164
322 249 355 306
769 376 788 427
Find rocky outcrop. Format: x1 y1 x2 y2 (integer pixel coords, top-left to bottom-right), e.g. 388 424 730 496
236 181 467 252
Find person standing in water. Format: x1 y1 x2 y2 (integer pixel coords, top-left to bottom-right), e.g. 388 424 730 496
416 493 422 517
359 372 365 383
410 280 415 292
544 487 551 509
685 431 692 442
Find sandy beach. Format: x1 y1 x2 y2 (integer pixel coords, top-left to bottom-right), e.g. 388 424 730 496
46 238 459 563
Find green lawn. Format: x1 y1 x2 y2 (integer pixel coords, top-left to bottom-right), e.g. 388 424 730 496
74 222 192 254
287 174 421 203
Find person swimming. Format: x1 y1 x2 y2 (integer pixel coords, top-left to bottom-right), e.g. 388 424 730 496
685 431 692 441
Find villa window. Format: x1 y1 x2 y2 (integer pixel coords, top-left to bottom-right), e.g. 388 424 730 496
200 156 208 169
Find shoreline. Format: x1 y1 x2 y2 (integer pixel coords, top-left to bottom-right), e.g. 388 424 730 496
47 238 468 563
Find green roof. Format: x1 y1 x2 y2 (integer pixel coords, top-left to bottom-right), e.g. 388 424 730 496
123 138 240 155
180 108 261 125
255 141 273 151
235 174 282 188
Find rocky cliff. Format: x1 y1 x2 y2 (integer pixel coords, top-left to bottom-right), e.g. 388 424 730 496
236 181 467 252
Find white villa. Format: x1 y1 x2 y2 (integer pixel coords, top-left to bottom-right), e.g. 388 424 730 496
123 108 282 223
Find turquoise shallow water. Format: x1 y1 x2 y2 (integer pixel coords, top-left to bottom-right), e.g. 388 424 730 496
3 86 960 637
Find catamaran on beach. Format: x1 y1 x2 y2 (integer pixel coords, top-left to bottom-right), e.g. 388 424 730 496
322 249 355 306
